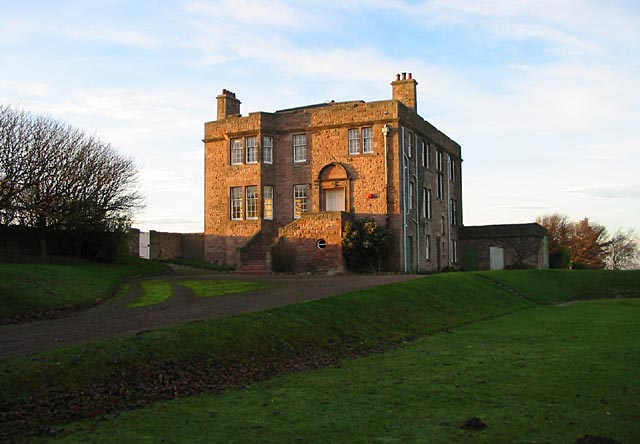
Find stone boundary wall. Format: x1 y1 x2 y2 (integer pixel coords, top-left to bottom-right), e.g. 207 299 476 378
129 229 204 261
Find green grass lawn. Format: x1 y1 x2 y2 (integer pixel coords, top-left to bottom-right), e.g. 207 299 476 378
484 269 640 304
0 256 168 318
179 279 270 298
127 280 174 308
0 273 532 401
2 270 639 442
163 258 234 272
44 298 640 444
125 279 269 308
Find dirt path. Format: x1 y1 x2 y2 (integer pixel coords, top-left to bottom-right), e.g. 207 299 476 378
0 273 420 360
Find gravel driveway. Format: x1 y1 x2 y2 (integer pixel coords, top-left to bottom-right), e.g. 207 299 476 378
0 272 420 360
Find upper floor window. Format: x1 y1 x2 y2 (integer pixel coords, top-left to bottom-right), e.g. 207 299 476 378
348 127 374 155
293 134 307 163
293 184 307 219
230 187 243 220
426 188 432 219
246 186 258 219
422 188 427 218
436 149 443 171
437 172 444 199
362 127 373 154
408 181 414 210
231 139 243 165
263 185 274 220
263 136 273 164
348 129 360 155
450 199 458 226
406 131 413 157
449 156 456 182
246 137 258 164
422 141 430 168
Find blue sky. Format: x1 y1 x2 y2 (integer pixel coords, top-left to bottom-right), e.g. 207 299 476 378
1 0 639 234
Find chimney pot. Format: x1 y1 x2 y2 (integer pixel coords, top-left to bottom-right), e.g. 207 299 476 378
391 72 418 113
217 88 241 120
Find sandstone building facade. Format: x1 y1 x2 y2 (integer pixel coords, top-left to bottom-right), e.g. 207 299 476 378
204 73 463 273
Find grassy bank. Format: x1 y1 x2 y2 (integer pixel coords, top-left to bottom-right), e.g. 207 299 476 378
485 269 640 304
2 270 639 441
46 298 640 444
0 257 168 318
0 273 533 401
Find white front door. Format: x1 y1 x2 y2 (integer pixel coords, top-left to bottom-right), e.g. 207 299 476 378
325 188 345 211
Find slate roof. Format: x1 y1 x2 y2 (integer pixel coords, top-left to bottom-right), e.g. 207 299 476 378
459 223 547 240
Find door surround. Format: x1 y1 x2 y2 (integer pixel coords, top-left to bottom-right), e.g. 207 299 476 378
317 162 351 212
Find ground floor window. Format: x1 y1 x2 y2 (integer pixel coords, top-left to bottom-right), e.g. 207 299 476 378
293 184 307 219
450 238 457 263
230 187 243 220
246 186 258 219
263 185 273 220
425 234 431 260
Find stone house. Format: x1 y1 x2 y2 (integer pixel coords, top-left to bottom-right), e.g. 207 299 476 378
204 73 463 273
459 223 549 270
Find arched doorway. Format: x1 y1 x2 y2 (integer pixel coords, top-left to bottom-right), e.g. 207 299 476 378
318 163 350 212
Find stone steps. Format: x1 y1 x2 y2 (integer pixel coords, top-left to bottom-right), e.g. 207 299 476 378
236 259 270 275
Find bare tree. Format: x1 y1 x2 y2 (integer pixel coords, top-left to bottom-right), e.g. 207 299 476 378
606 229 639 270
498 236 541 268
0 105 143 257
0 105 46 224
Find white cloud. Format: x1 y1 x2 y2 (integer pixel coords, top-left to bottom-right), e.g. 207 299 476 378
377 0 640 57
63 25 159 49
187 0 308 27
0 18 40 45
0 79 50 97
568 184 640 200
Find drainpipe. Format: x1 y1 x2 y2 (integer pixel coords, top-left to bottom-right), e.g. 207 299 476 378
446 154 451 266
382 124 390 213
414 133 420 272
401 126 407 273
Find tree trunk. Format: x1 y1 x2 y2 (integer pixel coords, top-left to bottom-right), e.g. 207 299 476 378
39 230 47 257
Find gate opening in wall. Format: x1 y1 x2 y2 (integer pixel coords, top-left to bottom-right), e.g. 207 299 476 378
139 231 150 259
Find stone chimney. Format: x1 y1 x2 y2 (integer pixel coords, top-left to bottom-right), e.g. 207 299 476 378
216 89 241 120
391 72 418 113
